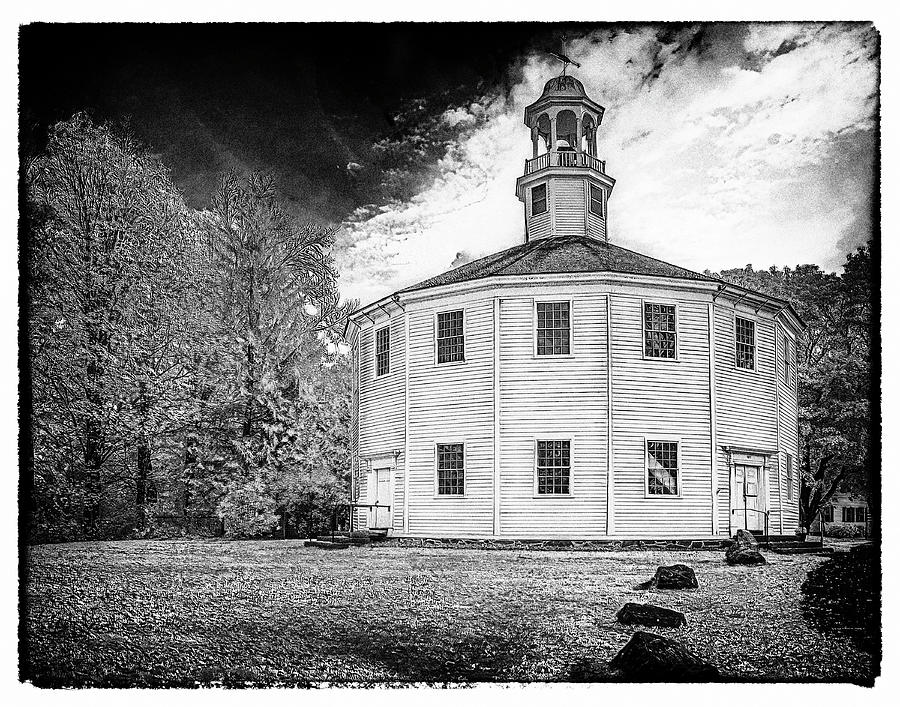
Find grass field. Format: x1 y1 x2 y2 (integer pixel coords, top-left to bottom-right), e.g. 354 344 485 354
22 540 877 686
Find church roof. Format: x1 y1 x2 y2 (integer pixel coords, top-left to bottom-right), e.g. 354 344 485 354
400 235 717 293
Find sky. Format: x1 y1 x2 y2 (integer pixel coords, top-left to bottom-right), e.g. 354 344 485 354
19 22 878 307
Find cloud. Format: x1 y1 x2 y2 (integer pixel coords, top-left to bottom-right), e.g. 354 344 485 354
335 23 877 305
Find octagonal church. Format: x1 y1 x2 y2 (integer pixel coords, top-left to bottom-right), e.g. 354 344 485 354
345 73 804 541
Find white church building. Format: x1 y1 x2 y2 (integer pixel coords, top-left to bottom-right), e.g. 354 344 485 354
345 73 805 541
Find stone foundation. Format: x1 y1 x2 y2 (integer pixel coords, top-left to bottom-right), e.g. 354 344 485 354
379 537 728 551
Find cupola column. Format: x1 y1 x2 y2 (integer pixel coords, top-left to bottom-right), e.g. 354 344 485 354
531 126 539 158
549 115 558 154
575 113 583 156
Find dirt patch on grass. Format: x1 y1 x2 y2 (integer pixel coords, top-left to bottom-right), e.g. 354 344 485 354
22 540 877 685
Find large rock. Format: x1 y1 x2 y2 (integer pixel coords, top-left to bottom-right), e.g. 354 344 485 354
615 603 686 628
609 631 720 682
725 530 766 565
636 563 699 590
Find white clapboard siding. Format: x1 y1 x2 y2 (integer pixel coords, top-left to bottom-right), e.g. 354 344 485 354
551 178 586 236
609 293 713 537
356 314 407 530
406 297 495 536
586 207 606 242
713 304 779 533
498 293 608 537
775 324 801 531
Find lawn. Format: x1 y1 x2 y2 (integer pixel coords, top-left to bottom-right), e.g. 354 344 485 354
22 540 877 686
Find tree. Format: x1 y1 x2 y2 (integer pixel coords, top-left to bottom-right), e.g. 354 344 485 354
194 172 354 537
716 243 874 530
25 114 202 539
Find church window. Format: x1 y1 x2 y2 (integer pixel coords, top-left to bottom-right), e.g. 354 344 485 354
375 326 390 377
784 336 795 388
786 453 794 500
536 440 571 495
646 440 679 496
735 317 756 370
590 184 604 217
643 302 677 359
531 183 547 215
536 301 570 355
436 443 465 496
436 310 465 364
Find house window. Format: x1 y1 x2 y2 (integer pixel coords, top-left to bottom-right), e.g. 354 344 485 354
536 440 571 495
536 301 571 355
784 336 794 387
590 184 603 217
644 302 677 359
856 507 867 523
436 310 465 364
786 453 794 501
735 317 756 370
436 443 465 496
647 440 679 495
375 326 390 377
531 183 547 215
842 507 855 523
822 506 834 523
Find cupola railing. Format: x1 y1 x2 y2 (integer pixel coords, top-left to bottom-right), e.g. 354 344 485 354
524 151 606 175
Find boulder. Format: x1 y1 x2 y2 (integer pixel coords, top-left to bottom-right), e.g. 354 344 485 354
636 563 699 590
609 631 720 682
725 530 766 565
615 603 686 628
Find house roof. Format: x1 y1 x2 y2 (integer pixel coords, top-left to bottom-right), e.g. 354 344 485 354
347 235 805 334
399 235 717 293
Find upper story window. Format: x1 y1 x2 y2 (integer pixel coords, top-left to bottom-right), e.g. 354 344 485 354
536 301 571 355
531 183 547 215
735 316 756 370
375 326 390 377
647 440 679 496
437 310 465 364
784 336 795 388
590 184 603 217
644 303 676 359
436 443 465 496
786 453 794 500
536 440 571 495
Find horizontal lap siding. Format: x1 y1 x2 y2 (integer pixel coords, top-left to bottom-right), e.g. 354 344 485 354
611 294 713 537
357 316 406 530
498 294 608 537
713 305 778 533
407 298 494 536
528 209 551 240
776 326 801 531
552 178 586 237
587 208 606 242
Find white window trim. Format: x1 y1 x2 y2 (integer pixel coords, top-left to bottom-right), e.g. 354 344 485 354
641 298 680 362
433 308 467 367
588 183 604 218
532 436 575 498
533 298 575 358
733 313 758 373
433 440 467 498
785 452 795 501
530 183 548 217
374 324 391 378
644 436 683 499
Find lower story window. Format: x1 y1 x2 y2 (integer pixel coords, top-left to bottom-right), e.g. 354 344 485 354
822 506 834 523
536 440 571 495
647 440 679 495
436 443 465 495
785 453 794 500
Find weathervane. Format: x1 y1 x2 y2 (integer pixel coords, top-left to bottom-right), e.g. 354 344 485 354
548 36 581 76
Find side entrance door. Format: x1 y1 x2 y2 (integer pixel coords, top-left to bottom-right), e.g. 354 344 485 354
369 467 392 529
731 464 764 532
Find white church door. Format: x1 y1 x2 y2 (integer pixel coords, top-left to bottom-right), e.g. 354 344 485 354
731 464 764 532
369 467 392 529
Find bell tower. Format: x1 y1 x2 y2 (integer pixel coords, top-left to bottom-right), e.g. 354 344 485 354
515 73 615 243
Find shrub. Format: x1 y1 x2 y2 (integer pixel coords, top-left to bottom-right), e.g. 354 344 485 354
825 523 865 538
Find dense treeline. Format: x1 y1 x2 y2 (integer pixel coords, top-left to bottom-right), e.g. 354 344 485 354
715 242 876 531
25 115 354 542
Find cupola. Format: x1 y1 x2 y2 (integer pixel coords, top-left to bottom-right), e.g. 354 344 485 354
515 74 615 243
